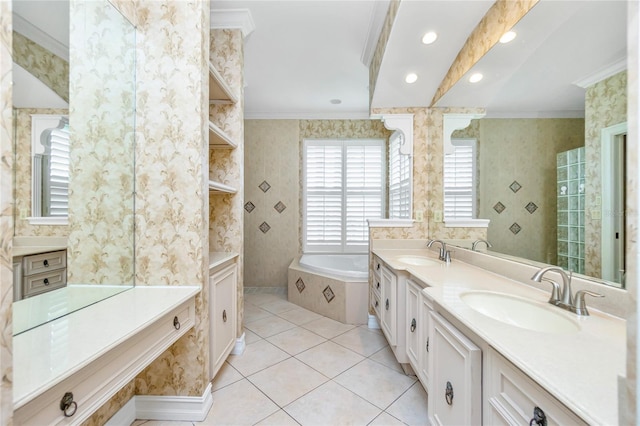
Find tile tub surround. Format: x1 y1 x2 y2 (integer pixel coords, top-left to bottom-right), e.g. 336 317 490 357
288 257 369 325
372 243 625 425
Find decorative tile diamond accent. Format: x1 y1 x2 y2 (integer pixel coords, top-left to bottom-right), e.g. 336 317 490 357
525 202 538 214
493 202 506 214
259 180 271 193
323 285 335 303
509 181 522 193
509 222 522 235
244 201 255 213
295 278 305 293
259 221 271 233
274 201 287 213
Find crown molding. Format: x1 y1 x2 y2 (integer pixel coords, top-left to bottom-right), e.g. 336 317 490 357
573 58 627 88
485 110 585 119
244 110 372 120
13 13 69 61
210 9 255 39
360 0 391 67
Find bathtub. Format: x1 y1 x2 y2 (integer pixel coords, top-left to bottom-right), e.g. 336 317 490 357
288 254 369 325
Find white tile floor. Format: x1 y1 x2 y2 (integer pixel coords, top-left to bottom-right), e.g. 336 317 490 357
132 289 428 426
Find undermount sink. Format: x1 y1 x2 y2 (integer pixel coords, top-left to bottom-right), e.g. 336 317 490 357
395 255 440 266
460 291 580 334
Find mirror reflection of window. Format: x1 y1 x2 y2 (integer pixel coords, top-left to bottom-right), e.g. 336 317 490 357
33 116 69 217
444 138 477 220
388 131 411 219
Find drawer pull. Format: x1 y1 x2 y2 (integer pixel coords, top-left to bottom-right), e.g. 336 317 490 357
375 300 379 308
223 309 227 322
376 263 380 270
44 278 50 286
173 316 181 330
530 407 547 426
445 381 454 405
385 299 389 310
376 281 380 290
410 318 416 332
60 392 77 417
426 337 429 352
43 259 49 267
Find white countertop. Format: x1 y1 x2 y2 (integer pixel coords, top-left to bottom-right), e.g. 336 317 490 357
13 285 200 408
373 248 625 426
13 236 67 257
209 252 238 270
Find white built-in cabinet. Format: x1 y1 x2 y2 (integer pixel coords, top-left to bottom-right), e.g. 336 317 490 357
380 264 397 346
209 262 237 377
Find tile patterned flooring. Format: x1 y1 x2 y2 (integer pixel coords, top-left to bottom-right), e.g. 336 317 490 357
132 289 428 426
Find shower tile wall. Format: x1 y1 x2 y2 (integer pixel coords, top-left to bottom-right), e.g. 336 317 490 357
557 147 585 273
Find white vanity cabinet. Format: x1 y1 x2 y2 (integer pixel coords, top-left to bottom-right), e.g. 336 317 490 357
21 250 67 299
428 312 481 426
379 264 397 346
209 262 238 378
484 347 587 426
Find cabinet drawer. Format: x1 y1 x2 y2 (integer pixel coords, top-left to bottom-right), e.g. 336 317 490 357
485 347 587 426
23 269 67 298
23 250 66 275
371 287 381 317
372 256 382 281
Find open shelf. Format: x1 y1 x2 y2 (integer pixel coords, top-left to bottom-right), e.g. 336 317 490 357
209 180 237 194
209 121 237 149
209 62 238 104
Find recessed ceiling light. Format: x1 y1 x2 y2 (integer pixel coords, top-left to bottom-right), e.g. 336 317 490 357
422 31 438 45
469 73 483 83
499 31 517 44
330 99 342 105
405 73 418 84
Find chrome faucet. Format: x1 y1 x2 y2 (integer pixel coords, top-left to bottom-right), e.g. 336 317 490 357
471 239 492 251
531 266 603 316
427 239 450 263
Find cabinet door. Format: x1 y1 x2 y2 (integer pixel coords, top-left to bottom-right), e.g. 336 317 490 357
380 265 397 346
429 312 481 426
406 279 421 370
419 295 433 389
210 263 237 377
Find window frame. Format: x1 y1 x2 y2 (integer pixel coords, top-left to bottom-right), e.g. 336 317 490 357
444 138 477 220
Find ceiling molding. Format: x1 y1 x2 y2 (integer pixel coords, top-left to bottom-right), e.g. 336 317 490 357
485 110 585 119
244 110 371 120
360 0 391 67
13 12 69 61
210 8 255 39
573 58 627 88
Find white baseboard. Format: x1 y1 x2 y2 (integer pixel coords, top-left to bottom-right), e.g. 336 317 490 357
231 332 246 355
108 383 213 423
368 314 380 329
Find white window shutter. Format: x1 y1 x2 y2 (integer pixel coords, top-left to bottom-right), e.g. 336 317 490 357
42 123 70 217
444 139 476 220
389 132 411 219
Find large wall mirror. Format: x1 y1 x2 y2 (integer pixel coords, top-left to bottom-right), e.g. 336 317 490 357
12 0 136 334
435 0 627 288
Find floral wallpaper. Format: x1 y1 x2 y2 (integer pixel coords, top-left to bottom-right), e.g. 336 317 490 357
431 0 538 106
209 28 245 338
584 71 627 278
13 108 70 237
67 0 136 285
81 380 135 426
0 1 13 424
369 0 400 108
12 31 69 103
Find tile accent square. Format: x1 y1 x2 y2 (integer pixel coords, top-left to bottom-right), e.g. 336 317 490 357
244 201 256 213
493 201 506 214
509 180 522 193
509 222 522 234
295 277 305 293
259 180 271 193
525 201 538 214
274 201 287 213
259 221 271 233
323 285 335 303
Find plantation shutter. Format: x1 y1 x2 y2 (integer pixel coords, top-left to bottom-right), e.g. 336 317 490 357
444 139 476 219
42 121 70 216
388 132 411 219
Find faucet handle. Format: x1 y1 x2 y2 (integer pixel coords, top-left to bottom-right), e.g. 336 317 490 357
540 278 561 305
443 250 451 263
572 290 604 316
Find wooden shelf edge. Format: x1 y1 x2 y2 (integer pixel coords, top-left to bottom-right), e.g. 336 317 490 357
209 121 237 149
209 180 237 194
209 62 238 104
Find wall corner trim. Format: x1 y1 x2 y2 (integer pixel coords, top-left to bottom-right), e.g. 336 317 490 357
232 332 246 355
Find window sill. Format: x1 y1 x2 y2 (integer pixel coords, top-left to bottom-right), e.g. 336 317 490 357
367 219 415 228
444 219 490 228
27 217 69 226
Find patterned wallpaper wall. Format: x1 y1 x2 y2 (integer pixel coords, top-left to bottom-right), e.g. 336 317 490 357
369 0 400 107
13 108 70 237
12 31 69 103
67 0 136 285
0 1 13 423
584 71 627 278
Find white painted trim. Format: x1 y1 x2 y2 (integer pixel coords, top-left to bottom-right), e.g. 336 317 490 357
368 314 381 329
210 9 255 38
244 110 371 120
485 110 585 119
12 13 69 61
442 113 486 155
105 398 136 426
444 219 490 228
573 57 627 88
232 332 246 355
135 383 213 422
360 0 391 66
27 216 68 226
380 114 413 155
367 219 414 228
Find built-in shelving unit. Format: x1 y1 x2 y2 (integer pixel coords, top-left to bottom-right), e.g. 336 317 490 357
209 61 238 104
209 120 237 149
208 180 237 194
